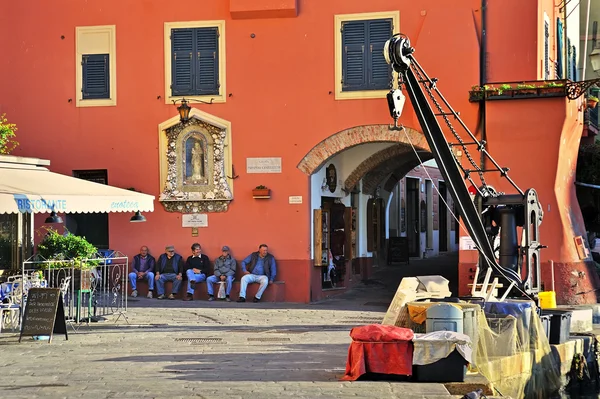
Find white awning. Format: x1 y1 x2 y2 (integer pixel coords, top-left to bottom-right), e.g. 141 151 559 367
0 161 154 214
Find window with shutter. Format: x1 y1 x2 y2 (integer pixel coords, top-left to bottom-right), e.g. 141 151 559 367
567 38 572 80
82 54 110 100
341 18 392 92
544 20 550 79
571 44 577 81
171 27 219 96
556 19 563 79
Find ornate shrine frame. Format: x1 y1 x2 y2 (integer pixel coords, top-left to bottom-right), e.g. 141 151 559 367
158 109 233 213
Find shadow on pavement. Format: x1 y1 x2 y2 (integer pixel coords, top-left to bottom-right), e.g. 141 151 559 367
98 343 351 382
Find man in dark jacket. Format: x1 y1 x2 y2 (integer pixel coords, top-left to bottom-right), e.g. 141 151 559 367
155 245 185 299
237 244 277 303
184 243 210 301
129 246 156 298
206 245 236 302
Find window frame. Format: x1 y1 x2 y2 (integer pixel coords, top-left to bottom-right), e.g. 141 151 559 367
75 25 117 107
334 11 399 101
164 20 227 105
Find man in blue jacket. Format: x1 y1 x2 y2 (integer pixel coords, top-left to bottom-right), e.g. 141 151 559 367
129 246 156 298
237 244 276 303
155 245 185 299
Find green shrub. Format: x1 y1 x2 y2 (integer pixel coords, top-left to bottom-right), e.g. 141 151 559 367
37 228 98 268
0 114 18 154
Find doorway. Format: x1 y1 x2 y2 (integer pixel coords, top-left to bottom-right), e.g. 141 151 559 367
66 170 109 250
406 178 420 257
319 197 348 289
439 182 448 251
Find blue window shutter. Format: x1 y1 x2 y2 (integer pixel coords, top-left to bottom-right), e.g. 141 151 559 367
544 20 550 79
572 45 577 81
342 21 367 91
82 54 109 99
195 27 219 95
556 19 563 79
367 19 393 90
171 28 194 96
567 38 572 80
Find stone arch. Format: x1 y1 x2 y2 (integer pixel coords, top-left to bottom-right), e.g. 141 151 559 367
362 154 434 194
297 125 430 175
343 143 431 192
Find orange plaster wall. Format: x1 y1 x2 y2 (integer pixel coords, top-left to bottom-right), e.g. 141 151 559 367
484 98 583 265
487 0 538 82
1 0 482 302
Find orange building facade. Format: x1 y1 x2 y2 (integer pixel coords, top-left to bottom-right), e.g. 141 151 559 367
1 0 596 303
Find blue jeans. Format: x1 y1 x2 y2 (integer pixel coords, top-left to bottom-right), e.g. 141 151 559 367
239 274 269 299
186 269 206 294
206 275 234 296
129 272 154 291
156 273 181 295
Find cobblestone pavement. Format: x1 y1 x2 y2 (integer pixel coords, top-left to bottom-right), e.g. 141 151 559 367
0 255 471 398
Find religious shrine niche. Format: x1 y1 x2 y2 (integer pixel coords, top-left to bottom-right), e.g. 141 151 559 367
159 118 233 213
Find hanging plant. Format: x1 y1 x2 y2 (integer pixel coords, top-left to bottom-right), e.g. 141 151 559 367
588 96 599 109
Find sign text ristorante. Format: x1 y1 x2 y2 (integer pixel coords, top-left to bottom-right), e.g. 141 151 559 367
16 198 67 212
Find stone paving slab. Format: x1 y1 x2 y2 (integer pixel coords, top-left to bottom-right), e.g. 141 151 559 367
0 254 507 398
0 298 474 398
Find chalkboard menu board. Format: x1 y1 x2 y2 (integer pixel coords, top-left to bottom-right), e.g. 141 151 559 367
19 288 68 343
387 237 409 265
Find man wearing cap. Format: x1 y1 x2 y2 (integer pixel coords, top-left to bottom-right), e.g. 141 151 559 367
206 246 237 302
155 245 185 299
184 243 211 301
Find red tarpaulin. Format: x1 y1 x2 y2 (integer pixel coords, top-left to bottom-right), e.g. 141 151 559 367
341 324 414 381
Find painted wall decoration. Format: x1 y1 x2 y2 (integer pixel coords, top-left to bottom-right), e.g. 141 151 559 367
159 118 232 213
326 164 337 193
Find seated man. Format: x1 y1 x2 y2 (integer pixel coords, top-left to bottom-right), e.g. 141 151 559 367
207 246 236 302
238 244 277 303
184 243 210 301
129 246 156 298
155 245 185 300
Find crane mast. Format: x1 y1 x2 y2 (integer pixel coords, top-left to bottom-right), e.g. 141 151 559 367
383 34 544 296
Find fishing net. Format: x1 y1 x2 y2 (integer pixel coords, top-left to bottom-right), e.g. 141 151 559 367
389 299 562 398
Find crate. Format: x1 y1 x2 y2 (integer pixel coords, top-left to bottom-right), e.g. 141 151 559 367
412 349 468 382
539 314 551 341
541 309 572 345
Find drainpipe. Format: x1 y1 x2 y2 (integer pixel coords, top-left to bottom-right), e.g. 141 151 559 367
478 0 488 269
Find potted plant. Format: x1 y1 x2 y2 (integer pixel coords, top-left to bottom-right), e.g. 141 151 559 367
541 81 565 95
252 185 271 198
588 96 599 109
469 85 484 101
36 228 99 290
515 83 537 95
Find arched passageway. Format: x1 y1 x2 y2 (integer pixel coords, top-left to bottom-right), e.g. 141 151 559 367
298 124 458 301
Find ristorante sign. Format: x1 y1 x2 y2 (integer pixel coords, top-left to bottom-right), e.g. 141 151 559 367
15 198 68 213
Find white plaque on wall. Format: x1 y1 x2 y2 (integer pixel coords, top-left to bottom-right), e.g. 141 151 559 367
289 196 303 204
246 157 282 173
182 214 208 228
459 236 477 250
